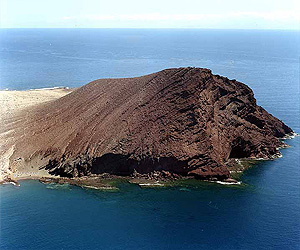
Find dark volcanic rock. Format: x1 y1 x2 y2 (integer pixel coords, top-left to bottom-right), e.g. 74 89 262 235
10 68 293 180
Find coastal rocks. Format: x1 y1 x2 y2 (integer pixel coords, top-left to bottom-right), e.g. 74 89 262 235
8 67 293 181
39 176 119 191
0 176 20 186
131 169 181 181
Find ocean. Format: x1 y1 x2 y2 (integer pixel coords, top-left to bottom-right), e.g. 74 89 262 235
0 29 299 249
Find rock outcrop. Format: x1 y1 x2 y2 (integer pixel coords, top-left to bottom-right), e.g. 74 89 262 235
8 68 293 180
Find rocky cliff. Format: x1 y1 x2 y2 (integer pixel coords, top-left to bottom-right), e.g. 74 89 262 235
8 68 293 180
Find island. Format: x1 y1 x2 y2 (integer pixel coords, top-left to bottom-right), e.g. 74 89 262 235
0 67 294 188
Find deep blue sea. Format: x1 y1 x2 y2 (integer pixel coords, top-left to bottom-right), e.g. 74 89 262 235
0 29 299 250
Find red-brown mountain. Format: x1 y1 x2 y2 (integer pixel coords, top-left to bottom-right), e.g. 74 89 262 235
10 68 293 180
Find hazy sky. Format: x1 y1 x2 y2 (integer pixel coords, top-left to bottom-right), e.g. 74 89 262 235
0 0 299 29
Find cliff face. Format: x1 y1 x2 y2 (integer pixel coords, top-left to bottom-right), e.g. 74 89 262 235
9 68 292 180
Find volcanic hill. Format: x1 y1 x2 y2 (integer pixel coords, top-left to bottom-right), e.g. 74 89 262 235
7 67 293 180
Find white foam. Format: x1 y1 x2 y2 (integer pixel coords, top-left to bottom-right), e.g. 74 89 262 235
215 181 242 185
29 86 66 91
139 183 164 187
283 132 299 139
2 181 20 186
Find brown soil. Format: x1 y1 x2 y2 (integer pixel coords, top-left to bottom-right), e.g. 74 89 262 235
3 68 293 181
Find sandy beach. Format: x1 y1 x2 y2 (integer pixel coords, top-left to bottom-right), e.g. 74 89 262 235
0 87 73 183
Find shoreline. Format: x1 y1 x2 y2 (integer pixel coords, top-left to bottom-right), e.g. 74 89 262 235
0 87 74 183
1 132 297 189
0 137 296 189
0 87 298 189
0 86 72 91
1 174 242 190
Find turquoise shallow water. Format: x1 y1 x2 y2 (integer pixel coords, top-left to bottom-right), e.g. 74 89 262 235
0 29 299 249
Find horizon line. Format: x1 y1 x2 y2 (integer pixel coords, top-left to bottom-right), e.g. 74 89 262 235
0 27 299 31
